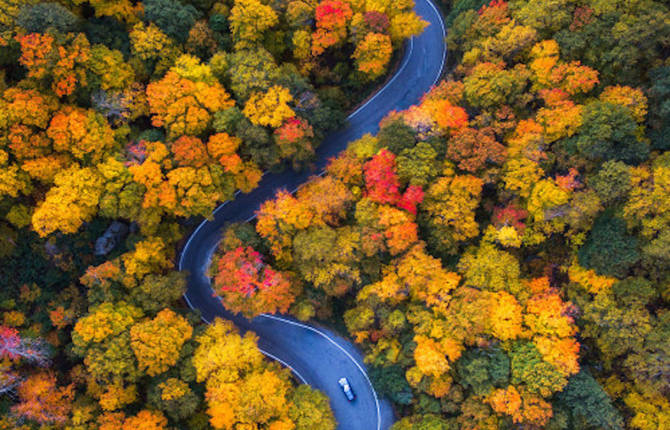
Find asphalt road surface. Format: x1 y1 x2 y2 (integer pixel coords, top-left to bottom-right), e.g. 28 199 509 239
179 1 447 428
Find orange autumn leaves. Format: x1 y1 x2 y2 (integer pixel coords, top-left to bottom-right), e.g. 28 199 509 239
488 385 553 426
12 372 74 425
312 0 353 56
16 32 90 97
146 55 234 138
47 106 116 162
128 135 261 220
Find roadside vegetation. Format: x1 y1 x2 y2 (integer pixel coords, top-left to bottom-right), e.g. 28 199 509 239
0 0 424 428
1 0 669 429
215 0 670 428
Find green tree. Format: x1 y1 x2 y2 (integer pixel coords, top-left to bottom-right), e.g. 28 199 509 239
369 364 414 406
578 213 640 278
17 2 78 33
508 341 567 397
391 414 453 430
588 160 631 207
378 120 417 154
569 101 649 166
647 66 670 150
554 1 670 86
554 370 624 430
455 347 510 396
143 0 200 43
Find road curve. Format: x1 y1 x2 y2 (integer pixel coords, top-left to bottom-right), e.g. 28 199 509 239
179 2 446 429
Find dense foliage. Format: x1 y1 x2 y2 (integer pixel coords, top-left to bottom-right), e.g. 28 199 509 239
0 0 426 428
2 0 670 429
209 0 669 428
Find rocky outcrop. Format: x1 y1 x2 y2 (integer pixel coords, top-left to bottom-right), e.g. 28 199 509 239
95 221 129 256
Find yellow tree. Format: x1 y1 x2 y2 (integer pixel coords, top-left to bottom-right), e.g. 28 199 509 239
352 32 392 78
192 319 265 385
623 164 670 240
243 85 295 128
256 190 314 263
397 244 460 312
502 157 545 199
192 319 295 429
0 0 23 29
71 301 144 408
600 85 648 123
146 55 234 137
86 44 136 91
229 0 279 48
73 0 141 23
31 166 104 236
121 237 172 282
523 178 572 244
421 174 483 255
389 12 428 43
0 87 61 185
486 291 523 341
130 309 193 377
129 21 179 74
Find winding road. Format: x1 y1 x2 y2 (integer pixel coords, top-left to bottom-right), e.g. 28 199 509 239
179 2 446 429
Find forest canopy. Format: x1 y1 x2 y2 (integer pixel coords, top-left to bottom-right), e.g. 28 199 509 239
212 0 670 428
0 0 424 428
1 0 670 429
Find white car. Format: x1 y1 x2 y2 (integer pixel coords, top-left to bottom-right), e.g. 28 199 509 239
338 377 356 401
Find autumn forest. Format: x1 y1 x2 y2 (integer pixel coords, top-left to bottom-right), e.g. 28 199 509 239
1 0 669 429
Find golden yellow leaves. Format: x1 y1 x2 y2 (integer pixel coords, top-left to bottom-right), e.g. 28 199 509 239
413 336 453 379
130 309 192 377
487 291 523 341
72 302 142 346
352 32 392 78
193 319 299 429
389 12 428 43
243 85 295 128
568 262 617 294
122 237 172 281
158 378 190 401
230 0 279 48
31 166 105 237
130 22 176 62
